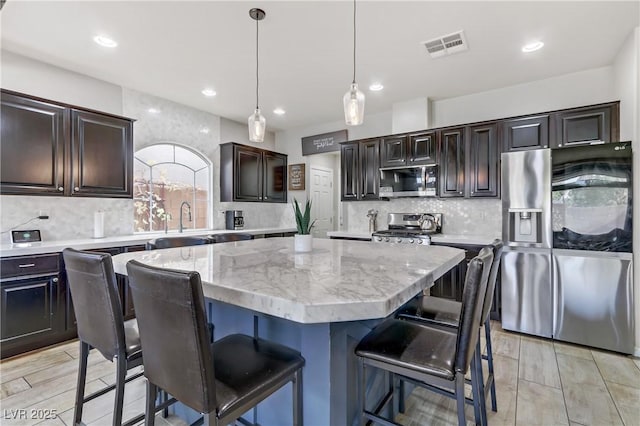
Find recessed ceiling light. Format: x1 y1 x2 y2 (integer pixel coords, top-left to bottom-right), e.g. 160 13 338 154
273 108 286 115
522 41 544 53
369 83 384 92
147 108 161 114
93 35 118 48
201 88 217 97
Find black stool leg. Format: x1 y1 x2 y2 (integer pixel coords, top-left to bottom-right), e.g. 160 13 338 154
474 338 488 426
145 381 157 426
293 369 303 426
455 373 466 426
112 355 127 426
485 321 497 412
73 341 90 425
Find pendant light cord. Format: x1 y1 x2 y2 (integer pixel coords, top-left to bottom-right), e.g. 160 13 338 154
255 17 260 109
352 0 356 84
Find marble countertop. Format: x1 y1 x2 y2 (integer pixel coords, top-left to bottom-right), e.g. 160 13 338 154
0 228 296 257
327 231 498 246
111 237 465 324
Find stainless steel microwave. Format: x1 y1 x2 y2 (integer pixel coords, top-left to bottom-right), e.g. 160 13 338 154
379 165 438 198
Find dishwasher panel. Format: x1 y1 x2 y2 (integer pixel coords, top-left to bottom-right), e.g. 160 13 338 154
553 249 634 354
501 248 553 338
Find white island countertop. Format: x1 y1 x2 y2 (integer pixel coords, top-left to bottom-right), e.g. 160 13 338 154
112 237 464 324
0 228 296 257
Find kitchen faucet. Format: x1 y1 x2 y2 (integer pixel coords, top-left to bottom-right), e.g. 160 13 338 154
179 201 192 233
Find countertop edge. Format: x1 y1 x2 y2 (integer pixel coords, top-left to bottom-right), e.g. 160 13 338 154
0 228 297 257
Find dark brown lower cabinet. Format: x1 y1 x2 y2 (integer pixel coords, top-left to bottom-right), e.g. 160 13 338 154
430 243 501 321
1 254 64 359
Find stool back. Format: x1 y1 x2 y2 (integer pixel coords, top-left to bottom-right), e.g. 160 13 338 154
62 248 125 361
146 236 212 250
211 233 254 243
480 239 504 326
126 260 216 413
454 246 493 374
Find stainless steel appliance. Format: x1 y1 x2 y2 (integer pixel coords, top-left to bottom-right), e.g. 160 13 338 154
379 165 438 198
502 142 634 353
225 210 244 230
372 213 442 245
551 141 633 353
501 149 553 338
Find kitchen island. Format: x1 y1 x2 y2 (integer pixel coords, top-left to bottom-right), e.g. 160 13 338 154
111 237 465 425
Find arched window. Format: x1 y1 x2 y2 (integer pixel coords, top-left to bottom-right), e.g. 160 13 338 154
133 143 211 232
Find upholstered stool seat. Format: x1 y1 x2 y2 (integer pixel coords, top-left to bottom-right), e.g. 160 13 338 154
146 236 213 250
356 319 458 380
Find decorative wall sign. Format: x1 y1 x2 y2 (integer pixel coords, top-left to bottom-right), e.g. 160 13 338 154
288 164 305 190
301 129 348 156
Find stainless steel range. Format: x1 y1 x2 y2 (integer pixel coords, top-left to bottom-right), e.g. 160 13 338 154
372 213 442 245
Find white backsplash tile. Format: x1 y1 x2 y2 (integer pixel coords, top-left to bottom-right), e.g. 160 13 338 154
0 196 133 244
344 198 502 236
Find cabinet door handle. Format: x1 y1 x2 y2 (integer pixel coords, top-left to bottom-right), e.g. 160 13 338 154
18 263 36 268
74 186 80 191
58 187 64 192
264 196 268 200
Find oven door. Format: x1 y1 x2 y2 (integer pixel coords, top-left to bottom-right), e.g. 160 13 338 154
551 142 632 252
379 165 437 197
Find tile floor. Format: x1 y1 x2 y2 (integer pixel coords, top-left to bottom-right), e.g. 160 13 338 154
1 321 638 426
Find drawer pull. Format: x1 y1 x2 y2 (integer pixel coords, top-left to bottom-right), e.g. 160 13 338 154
18 263 36 268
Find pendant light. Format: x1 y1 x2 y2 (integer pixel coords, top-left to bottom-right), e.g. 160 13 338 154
248 8 266 142
343 0 364 126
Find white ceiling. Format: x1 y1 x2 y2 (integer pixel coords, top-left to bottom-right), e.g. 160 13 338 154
1 1 638 131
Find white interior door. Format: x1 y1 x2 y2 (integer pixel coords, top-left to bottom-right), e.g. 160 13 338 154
310 167 334 238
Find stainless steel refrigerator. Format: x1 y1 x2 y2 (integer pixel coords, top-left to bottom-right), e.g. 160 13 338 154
501 149 553 338
550 142 633 354
501 142 634 354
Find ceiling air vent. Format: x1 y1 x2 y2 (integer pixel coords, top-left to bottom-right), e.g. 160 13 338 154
422 30 468 58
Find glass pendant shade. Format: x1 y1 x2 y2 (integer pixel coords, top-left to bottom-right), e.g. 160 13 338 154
343 83 365 126
248 108 266 142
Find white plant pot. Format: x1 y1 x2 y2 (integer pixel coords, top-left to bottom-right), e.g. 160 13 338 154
294 234 313 253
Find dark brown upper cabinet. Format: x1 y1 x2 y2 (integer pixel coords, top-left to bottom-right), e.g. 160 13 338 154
409 131 437 165
502 115 549 151
380 136 408 167
220 142 287 203
340 142 359 201
438 127 465 198
0 90 134 198
552 102 619 148
1 92 67 195
467 122 499 198
340 138 381 201
70 110 133 197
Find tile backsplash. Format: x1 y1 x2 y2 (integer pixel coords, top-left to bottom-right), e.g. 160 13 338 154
344 198 502 236
0 196 133 244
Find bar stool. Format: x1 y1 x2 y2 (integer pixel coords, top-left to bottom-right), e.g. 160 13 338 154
62 248 147 426
146 235 213 250
355 247 493 426
210 233 254 243
126 260 305 426
396 239 504 417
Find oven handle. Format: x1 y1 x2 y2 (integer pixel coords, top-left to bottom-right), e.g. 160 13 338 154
421 166 428 191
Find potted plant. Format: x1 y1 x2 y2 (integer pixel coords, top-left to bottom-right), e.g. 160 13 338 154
293 198 316 252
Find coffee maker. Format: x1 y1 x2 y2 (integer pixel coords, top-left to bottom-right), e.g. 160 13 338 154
225 210 244 230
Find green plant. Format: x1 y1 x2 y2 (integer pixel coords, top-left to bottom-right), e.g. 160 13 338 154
293 198 316 235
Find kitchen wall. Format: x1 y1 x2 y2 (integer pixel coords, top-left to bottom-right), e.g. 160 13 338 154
0 51 290 243
612 26 640 356
431 66 615 128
